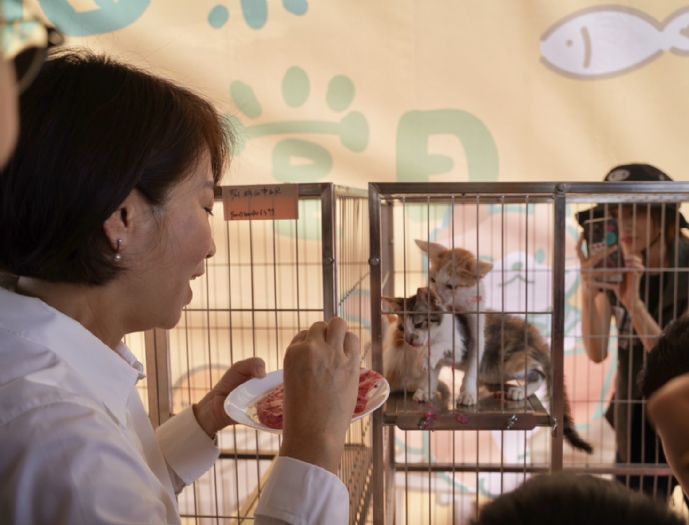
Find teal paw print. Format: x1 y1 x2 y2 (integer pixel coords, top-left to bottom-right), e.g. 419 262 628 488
39 0 149 36
229 66 369 183
228 67 369 240
209 0 308 30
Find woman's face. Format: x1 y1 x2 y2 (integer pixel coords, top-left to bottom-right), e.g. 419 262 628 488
127 155 217 330
615 205 662 255
0 54 19 168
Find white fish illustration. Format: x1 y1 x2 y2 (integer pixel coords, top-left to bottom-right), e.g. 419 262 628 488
541 6 689 79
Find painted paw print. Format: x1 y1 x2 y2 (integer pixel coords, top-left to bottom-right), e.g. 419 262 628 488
229 66 369 183
209 0 308 30
40 0 150 36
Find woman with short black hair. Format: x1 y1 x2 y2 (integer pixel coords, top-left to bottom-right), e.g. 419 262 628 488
0 49 360 525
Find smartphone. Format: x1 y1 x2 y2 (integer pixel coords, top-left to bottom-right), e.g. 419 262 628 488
582 216 624 282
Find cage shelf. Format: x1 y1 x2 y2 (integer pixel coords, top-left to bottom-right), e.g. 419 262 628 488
382 392 553 432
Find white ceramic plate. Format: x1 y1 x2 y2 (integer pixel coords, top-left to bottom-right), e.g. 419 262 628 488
224 369 390 434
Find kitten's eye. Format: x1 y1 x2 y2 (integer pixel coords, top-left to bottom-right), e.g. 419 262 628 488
397 324 404 331
414 321 427 329
445 284 454 290
430 277 436 283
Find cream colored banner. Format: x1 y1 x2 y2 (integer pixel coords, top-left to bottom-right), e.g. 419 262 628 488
4 1 688 513
8 0 688 186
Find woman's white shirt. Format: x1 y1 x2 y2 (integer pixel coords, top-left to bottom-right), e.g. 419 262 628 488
0 287 348 525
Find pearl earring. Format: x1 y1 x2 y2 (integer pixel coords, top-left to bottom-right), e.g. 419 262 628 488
114 239 123 263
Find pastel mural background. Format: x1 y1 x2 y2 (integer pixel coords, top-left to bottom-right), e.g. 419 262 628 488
7 0 689 187
4 0 688 520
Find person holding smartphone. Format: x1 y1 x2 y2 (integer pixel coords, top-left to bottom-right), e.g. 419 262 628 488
576 163 689 500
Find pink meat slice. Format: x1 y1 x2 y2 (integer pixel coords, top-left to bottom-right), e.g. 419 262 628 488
355 369 382 414
256 384 285 429
256 370 383 430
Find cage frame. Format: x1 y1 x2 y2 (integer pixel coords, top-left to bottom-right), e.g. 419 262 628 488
142 182 371 523
369 181 689 524
136 180 689 524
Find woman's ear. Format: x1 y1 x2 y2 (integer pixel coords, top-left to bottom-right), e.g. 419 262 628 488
102 189 147 252
103 207 128 252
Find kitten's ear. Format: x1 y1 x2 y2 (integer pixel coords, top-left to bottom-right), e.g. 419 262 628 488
416 286 431 301
381 297 404 314
476 260 493 278
425 286 443 306
417 286 441 306
414 239 447 261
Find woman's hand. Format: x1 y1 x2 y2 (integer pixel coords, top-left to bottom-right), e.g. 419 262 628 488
576 233 620 294
615 250 644 311
576 234 643 310
280 317 361 474
193 357 266 438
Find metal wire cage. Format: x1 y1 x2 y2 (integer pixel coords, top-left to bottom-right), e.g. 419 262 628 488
131 180 689 524
368 181 689 524
134 183 371 524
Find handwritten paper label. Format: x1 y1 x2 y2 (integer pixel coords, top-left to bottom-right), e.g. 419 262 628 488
222 184 299 221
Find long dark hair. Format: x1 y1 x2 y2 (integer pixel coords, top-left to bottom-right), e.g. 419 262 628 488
0 49 233 284
472 472 684 525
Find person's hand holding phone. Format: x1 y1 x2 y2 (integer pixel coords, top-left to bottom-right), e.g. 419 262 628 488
576 233 621 293
576 233 644 310
615 243 645 312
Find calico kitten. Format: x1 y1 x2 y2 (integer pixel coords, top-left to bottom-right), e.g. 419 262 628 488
383 240 593 453
382 286 550 405
382 287 464 403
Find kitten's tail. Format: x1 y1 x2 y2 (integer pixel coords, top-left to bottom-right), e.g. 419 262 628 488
561 380 594 454
536 352 594 454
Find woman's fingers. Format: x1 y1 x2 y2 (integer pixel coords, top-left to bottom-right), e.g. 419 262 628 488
577 233 621 268
623 255 644 269
589 280 619 292
221 358 265 392
325 316 347 353
290 330 308 345
588 245 618 267
307 321 327 342
343 331 361 365
576 234 586 261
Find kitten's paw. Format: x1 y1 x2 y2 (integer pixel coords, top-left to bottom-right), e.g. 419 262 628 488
505 386 526 401
457 390 477 406
413 389 431 403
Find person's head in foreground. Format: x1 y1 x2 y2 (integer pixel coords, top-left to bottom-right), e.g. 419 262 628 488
640 314 689 400
0 49 232 343
472 472 684 525
1 9 65 169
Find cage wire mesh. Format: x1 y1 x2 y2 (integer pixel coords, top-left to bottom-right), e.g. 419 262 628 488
129 181 689 524
369 182 689 524
370 184 560 524
566 186 689 506
131 184 370 524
